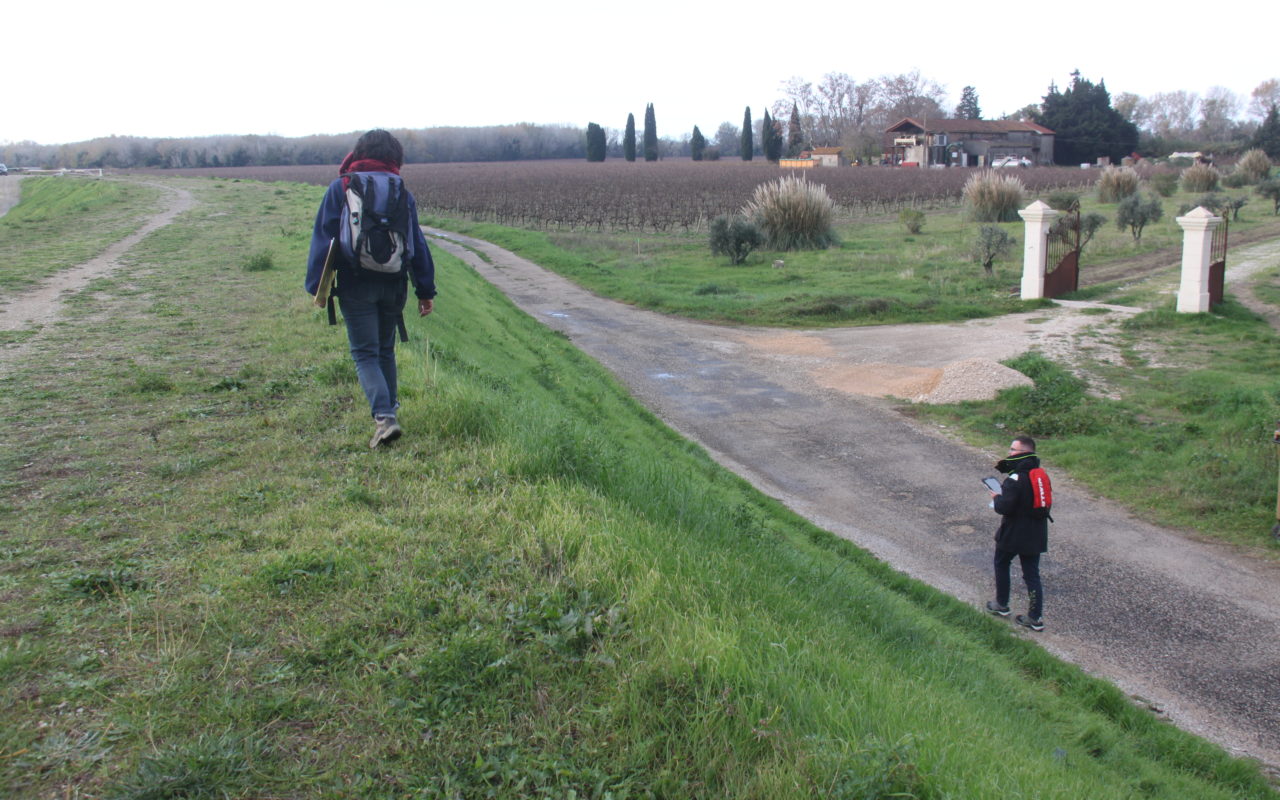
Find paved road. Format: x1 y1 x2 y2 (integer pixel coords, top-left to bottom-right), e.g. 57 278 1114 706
430 228 1280 769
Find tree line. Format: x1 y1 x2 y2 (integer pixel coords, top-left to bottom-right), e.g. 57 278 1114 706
4 70 1275 170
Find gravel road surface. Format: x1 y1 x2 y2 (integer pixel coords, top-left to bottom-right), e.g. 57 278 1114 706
430 227 1280 770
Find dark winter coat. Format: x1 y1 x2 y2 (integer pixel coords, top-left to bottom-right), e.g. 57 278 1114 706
993 454 1049 555
304 176 436 300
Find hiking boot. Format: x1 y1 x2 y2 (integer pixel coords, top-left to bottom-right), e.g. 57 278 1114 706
986 601 1010 617
1015 614 1044 632
370 415 402 449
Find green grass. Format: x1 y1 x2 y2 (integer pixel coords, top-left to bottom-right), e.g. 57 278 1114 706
2 177 1277 798
910 303 1280 550
1255 264 1280 308
423 182 1280 327
0 177 164 295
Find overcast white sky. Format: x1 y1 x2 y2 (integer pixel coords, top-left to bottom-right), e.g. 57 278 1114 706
6 0 1275 146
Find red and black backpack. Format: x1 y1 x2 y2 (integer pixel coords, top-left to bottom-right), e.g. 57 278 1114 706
1027 466 1053 521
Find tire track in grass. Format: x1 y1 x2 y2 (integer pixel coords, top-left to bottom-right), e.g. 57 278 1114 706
0 181 195 372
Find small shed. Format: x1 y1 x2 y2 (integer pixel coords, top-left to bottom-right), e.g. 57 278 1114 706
810 147 844 167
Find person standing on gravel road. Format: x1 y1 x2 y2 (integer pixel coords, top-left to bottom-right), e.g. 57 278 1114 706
985 435 1049 631
305 129 436 448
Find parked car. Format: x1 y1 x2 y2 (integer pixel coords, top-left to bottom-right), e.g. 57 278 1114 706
0 163 8 176
991 156 1032 168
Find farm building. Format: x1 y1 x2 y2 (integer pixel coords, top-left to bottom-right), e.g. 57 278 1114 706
779 147 844 169
883 119 1055 167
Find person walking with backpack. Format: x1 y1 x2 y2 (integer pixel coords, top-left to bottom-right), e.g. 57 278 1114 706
305 129 436 448
985 435 1050 631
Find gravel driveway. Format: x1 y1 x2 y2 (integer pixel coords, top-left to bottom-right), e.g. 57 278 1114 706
430 227 1280 771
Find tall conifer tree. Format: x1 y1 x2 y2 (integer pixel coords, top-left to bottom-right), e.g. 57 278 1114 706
788 102 804 157
585 123 606 162
1253 103 1280 158
643 104 658 161
690 126 706 161
761 110 775 163
955 86 982 119
741 106 753 161
1034 71 1137 165
765 112 783 162
624 113 636 162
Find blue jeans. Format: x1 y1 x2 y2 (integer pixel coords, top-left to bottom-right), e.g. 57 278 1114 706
338 279 406 419
994 549 1043 619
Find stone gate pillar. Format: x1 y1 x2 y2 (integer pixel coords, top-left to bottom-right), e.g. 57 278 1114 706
1017 201 1058 300
1175 206 1223 313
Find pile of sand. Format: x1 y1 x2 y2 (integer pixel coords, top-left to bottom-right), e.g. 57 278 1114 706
915 358 1033 404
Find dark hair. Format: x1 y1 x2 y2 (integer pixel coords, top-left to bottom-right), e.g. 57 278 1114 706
1013 435 1036 451
352 129 404 167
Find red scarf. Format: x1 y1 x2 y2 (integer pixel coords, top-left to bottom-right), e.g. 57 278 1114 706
338 152 400 188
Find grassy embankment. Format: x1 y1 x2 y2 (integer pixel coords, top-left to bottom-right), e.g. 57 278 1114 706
424 180 1280 553
2 175 1277 798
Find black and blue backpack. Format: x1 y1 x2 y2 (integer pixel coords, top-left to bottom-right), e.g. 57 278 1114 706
338 172 414 274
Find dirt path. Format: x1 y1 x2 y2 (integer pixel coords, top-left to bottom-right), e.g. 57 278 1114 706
0 180 195 372
430 227 1280 772
1225 237 1280 331
1082 217 1280 287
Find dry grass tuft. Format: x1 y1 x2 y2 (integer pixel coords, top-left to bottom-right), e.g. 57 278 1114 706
962 171 1026 222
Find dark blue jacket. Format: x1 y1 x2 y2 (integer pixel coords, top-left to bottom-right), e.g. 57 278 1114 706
304 176 436 299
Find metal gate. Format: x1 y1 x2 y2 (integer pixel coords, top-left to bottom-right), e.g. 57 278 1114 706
1208 217 1228 307
1044 209 1080 298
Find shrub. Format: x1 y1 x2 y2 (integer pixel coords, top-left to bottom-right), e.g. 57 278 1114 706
971 225 1014 277
1148 172 1178 197
743 175 837 251
242 250 274 272
1181 193 1228 217
1223 196 1248 221
1180 163 1220 193
708 215 764 264
1115 193 1164 242
1049 211 1107 256
1096 166 1140 203
1045 190 1080 212
1256 177 1280 214
962 170 1026 222
1221 171 1250 189
1234 148 1273 183
898 209 925 234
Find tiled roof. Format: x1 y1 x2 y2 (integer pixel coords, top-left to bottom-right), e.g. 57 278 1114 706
886 118 1055 135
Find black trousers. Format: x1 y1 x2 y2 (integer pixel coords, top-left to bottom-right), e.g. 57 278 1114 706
994 549 1043 619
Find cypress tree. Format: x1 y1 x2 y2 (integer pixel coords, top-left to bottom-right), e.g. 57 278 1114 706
690 126 706 161
761 110 775 163
585 122 606 162
788 102 804 157
643 103 658 162
1253 103 1280 159
741 106 753 161
766 114 784 162
624 113 636 162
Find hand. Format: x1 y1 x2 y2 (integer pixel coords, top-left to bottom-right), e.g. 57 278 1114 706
418 298 434 317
